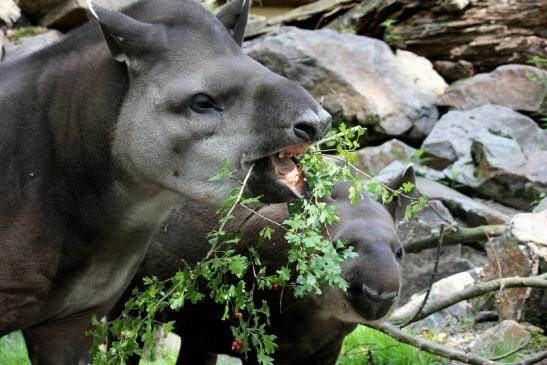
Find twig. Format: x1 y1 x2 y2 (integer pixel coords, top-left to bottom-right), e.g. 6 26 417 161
238 203 287 231
390 273 547 324
312 125 363 147
400 224 446 328
366 322 547 365
404 224 507 253
204 165 254 261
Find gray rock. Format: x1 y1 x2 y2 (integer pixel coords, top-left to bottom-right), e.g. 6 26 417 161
391 268 483 330
533 196 547 212
3 28 63 61
423 105 547 210
510 211 547 246
471 320 531 356
0 0 20 26
438 65 547 112
415 177 511 226
423 105 546 168
244 27 447 138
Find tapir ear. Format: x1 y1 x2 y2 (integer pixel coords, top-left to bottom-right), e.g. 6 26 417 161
87 1 161 68
216 0 251 47
381 164 418 223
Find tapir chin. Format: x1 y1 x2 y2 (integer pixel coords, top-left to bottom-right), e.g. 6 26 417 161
0 0 331 363
119 166 416 365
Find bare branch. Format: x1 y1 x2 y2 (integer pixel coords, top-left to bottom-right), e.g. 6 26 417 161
391 273 547 325
404 225 507 253
366 322 547 365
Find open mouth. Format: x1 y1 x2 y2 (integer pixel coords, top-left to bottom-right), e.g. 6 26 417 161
246 144 309 202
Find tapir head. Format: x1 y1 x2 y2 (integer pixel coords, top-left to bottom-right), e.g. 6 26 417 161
89 0 331 204
321 165 415 322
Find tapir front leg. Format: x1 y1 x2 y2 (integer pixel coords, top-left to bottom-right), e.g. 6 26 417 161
22 315 93 365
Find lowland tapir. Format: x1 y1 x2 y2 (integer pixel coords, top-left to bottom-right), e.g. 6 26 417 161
0 0 331 362
119 166 415 365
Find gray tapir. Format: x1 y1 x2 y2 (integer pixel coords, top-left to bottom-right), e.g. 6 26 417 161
0 0 331 362
119 166 415 365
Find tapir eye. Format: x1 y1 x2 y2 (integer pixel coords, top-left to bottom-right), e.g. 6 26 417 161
190 94 221 113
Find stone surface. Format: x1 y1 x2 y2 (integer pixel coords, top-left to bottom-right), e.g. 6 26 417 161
0 0 20 26
391 268 483 329
423 105 547 210
244 27 447 138
510 211 547 245
438 65 547 112
434 60 474 82
415 177 511 226
533 197 547 212
3 28 63 61
471 320 531 356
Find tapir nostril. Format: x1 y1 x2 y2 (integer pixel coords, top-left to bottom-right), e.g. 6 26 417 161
362 283 397 303
293 121 321 141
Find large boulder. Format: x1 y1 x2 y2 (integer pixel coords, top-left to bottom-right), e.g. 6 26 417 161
482 211 547 327
423 105 547 210
244 27 448 139
438 65 547 112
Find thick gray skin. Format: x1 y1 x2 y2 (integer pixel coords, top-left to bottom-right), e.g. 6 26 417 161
121 167 415 365
0 0 330 363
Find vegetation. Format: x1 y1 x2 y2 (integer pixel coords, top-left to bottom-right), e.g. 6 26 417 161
338 325 445 365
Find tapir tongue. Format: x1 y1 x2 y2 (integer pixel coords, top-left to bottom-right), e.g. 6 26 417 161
267 145 307 197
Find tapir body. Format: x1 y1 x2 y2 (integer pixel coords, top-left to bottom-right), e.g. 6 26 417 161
0 0 330 362
120 168 414 365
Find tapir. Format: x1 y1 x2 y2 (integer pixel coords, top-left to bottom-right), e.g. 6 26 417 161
119 166 415 365
0 0 331 363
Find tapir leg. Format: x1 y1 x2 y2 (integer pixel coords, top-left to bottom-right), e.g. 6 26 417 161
300 338 345 365
22 316 93 365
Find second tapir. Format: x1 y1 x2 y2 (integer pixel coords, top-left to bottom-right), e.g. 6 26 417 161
0 0 331 363
119 166 416 364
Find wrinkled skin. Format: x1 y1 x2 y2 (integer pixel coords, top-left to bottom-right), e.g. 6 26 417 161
118 166 416 365
0 0 330 363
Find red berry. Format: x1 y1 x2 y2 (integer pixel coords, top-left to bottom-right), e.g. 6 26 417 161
233 311 243 319
231 339 243 353
272 283 281 290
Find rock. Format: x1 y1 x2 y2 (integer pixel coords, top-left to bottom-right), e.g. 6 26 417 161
438 65 547 112
510 211 547 246
16 0 65 21
244 27 447 138
423 105 547 210
423 105 547 169
0 0 21 26
533 197 547 212
353 139 443 181
38 0 88 29
438 0 470 12
391 268 483 329
3 28 63 61
434 60 474 82
471 320 531 356
415 177 511 226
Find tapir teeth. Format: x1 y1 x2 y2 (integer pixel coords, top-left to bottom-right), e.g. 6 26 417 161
274 165 281 176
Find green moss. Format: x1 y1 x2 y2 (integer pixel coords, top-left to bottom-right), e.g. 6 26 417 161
9 27 48 43
0 332 31 365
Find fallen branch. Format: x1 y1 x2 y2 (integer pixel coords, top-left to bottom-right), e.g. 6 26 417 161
366 322 547 365
404 224 507 253
390 273 547 325
245 0 357 38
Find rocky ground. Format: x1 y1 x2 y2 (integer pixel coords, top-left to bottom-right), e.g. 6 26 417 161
1 0 547 363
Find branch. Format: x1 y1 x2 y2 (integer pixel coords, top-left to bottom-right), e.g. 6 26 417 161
366 322 547 365
404 225 507 253
390 273 547 325
400 224 446 327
